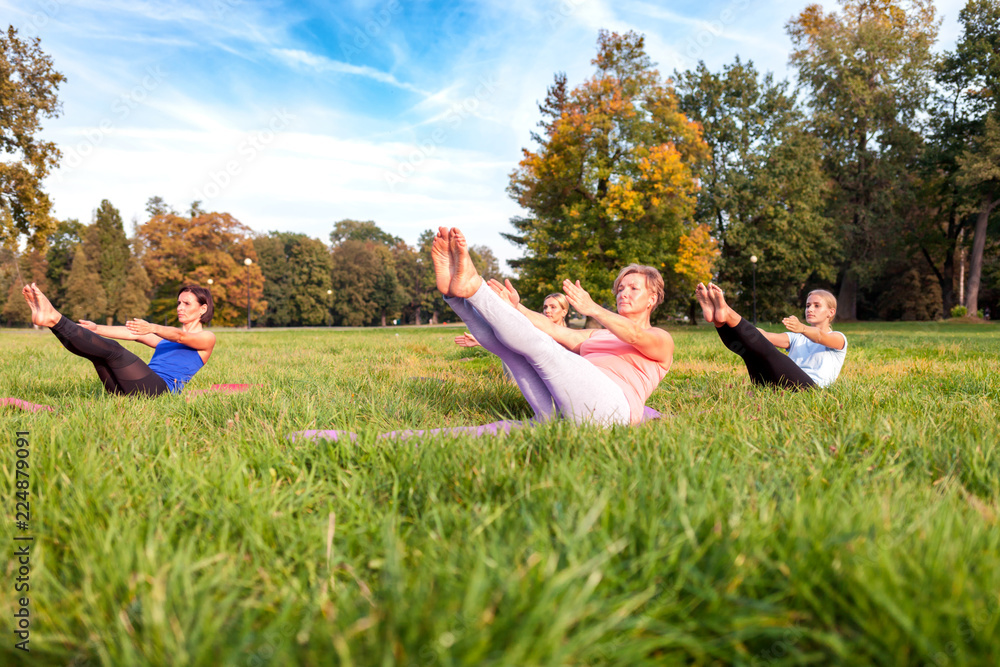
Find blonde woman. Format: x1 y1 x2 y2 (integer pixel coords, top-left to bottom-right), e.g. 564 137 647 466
435 227 673 425
696 282 847 389
455 292 569 348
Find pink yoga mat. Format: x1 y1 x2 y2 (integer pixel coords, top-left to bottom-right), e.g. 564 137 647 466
1 398 55 413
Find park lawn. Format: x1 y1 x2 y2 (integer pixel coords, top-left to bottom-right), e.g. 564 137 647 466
1 321 998 666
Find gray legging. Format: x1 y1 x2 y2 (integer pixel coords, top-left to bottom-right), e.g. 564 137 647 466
446 283 631 426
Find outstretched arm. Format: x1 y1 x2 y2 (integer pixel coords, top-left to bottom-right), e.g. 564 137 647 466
126 319 216 352
561 279 673 364
781 316 845 350
78 320 162 348
487 279 594 352
758 328 791 349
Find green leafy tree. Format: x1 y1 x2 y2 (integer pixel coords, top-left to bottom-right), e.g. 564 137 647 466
255 232 334 326
951 0 1000 315
84 199 131 324
506 30 710 311
44 218 84 310
675 58 838 321
329 240 401 326
117 255 151 321
787 0 940 319
145 196 175 218
392 240 427 325
0 27 65 248
330 219 403 247
64 245 107 322
919 0 1000 315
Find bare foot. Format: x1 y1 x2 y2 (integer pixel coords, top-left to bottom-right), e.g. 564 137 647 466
708 283 739 328
25 283 61 328
695 282 714 323
448 227 482 298
431 226 452 295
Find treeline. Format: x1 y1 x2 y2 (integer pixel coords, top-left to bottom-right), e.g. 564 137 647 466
0 198 507 328
507 2 1000 322
4 2 1000 324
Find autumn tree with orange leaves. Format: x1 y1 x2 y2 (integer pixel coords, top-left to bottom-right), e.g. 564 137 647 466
506 30 712 313
136 210 264 327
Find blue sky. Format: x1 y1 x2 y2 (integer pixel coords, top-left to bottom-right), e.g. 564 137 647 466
6 0 967 268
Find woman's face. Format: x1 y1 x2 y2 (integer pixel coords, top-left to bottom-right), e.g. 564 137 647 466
804 295 834 327
615 274 653 316
542 297 567 325
177 291 207 325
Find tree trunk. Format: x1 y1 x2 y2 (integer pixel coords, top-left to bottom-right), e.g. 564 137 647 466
414 307 422 325
964 192 999 315
838 267 858 321
380 310 387 327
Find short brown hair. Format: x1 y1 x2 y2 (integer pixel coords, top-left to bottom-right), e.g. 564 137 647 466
179 285 214 324
613 264 665 310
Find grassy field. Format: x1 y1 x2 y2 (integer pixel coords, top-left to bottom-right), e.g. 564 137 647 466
1 320 999 666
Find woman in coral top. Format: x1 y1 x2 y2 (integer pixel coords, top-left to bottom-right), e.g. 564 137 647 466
432 227 673 425
22 282 216 396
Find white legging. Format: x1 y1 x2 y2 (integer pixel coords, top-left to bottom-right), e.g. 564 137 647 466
446 283 631 426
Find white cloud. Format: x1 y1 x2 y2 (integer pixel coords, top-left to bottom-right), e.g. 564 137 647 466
271 48 430 95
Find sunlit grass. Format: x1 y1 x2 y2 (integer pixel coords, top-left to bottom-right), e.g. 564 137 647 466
1 321 998 665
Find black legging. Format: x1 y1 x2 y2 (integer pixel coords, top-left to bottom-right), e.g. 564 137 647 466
716 318 816 390
50 316 169 396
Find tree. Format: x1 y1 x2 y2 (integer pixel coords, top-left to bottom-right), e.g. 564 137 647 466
44 218 84 310
415 229 449 323
85 199 131 324
920 0 1000 315
329 240 402 326
1 247 48 324
330 219 402 247
952 0 1000 314
675 58 838 320
116 255 151 321
391 240 430 325
137 211 263 327
255 232 333 326
145 196 175 218
787 0 940 319
64 245 107 322
506 30 710 311
0 27 65 248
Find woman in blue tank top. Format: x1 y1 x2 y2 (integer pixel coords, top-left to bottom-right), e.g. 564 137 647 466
22 283 217 396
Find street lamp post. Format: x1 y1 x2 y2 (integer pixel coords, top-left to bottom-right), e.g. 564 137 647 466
327 289 332 326
750 255 758 327
244 257 253 329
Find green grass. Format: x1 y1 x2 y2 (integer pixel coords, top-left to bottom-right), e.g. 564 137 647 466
1 321 998 666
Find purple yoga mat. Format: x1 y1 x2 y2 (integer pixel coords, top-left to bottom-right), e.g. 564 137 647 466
288 407 664 443
287 429 359 443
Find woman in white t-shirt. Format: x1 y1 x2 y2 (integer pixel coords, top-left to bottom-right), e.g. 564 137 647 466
695 282 847 389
